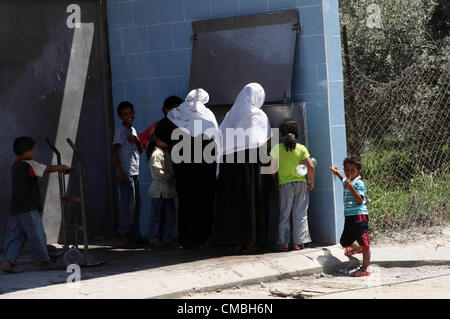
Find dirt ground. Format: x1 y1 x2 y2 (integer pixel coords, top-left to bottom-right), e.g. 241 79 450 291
179 225 450 299
370 225 450 249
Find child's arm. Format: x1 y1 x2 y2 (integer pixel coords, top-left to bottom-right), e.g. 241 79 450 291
330 166 345 180
112 144 127 183
127 135 143 154
344 180 364 205
269 157 278 177
44 165 70 175
304 157 315 191
268 144 279 179
137 139 143 154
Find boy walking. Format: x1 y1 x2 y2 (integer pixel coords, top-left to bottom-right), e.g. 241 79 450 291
112 101 144 248
330 156 371 277
1 136 69 273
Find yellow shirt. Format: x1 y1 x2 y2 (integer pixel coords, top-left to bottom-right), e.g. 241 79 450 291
270 143 310 185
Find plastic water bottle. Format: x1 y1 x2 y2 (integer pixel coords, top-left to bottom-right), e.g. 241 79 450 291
295 157 317 176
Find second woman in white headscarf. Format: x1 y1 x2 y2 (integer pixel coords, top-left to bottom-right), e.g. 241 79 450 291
219 83 272 157
214 83 273 253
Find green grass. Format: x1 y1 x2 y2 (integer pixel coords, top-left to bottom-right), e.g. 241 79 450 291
365 170 450 232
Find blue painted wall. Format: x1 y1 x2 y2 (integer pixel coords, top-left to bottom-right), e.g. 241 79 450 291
106 0 346 244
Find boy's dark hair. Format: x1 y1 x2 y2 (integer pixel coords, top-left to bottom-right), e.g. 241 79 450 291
162 96 182 115
279 118 299 152
117 101 134 116
13 136 36 155
343 155 362 171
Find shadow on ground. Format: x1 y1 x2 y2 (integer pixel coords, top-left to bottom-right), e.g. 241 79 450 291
0 236 330 295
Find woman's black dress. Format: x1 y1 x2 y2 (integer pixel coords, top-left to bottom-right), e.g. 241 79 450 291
214 147 271 247
155 117 217 247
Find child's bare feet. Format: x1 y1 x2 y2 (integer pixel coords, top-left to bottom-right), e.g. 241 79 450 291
1 260 21 274
40 261 60 271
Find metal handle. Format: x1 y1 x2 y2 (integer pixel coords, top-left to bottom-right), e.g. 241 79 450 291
46 138 61 164
66 138 79 156
46 138 68 250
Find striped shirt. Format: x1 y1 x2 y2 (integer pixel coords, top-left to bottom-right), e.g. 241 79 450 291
342 176 368 216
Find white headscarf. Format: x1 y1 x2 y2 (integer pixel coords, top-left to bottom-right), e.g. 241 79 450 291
219 83 272 156
167 88 220 139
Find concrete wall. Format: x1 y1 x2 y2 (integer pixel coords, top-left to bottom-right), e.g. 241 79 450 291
106 0 347 244
0 0 115 245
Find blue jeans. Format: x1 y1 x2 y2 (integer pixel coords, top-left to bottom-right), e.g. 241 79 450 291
3 210 50 264
149 198 176 244
118 175 141 237
277 181 311 245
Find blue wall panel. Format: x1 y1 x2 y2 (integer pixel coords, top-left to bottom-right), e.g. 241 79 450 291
238 0 267 13
106 0 346 244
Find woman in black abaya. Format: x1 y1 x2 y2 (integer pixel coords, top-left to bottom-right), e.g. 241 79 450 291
214 83 272 252
154 89 219 248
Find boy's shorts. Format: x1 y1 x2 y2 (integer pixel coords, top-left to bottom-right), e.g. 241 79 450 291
340 214 370 248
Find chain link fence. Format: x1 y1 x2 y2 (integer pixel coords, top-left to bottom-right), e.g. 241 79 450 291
342 41 450 233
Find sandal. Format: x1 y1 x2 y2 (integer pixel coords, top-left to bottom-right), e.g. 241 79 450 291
351 267 371 277
344 247 363 257
1 264 22 274
292 244 305 250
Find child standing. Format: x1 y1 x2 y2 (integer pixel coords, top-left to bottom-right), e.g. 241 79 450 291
330 156 371 277
112 101 143 248
1 136 69 273
147 131 177 246
270 119 315 251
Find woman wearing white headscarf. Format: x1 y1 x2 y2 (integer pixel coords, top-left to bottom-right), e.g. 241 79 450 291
214 83 272 253
154 88 219 248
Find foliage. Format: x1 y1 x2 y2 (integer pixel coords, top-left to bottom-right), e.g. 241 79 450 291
365 170 449 231
339 0 450 232
339 0 446 82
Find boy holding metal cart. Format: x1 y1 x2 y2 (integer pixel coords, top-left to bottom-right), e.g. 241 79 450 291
1 136 69 274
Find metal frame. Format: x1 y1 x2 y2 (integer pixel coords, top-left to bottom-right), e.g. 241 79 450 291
47 138 104 267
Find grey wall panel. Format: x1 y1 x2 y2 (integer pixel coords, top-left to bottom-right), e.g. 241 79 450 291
0 0 115 245
190 10 299 106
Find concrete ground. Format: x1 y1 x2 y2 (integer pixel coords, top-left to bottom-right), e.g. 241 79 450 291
181 265 450 299
1 227 449 299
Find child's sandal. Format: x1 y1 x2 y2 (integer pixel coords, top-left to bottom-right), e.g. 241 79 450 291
351 267 371 277
344 247 363 257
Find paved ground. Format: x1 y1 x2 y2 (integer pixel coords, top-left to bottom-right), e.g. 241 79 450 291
180 265 450 299
1 226 449 299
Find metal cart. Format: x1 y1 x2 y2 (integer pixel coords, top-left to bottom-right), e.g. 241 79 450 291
46 138 104 267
